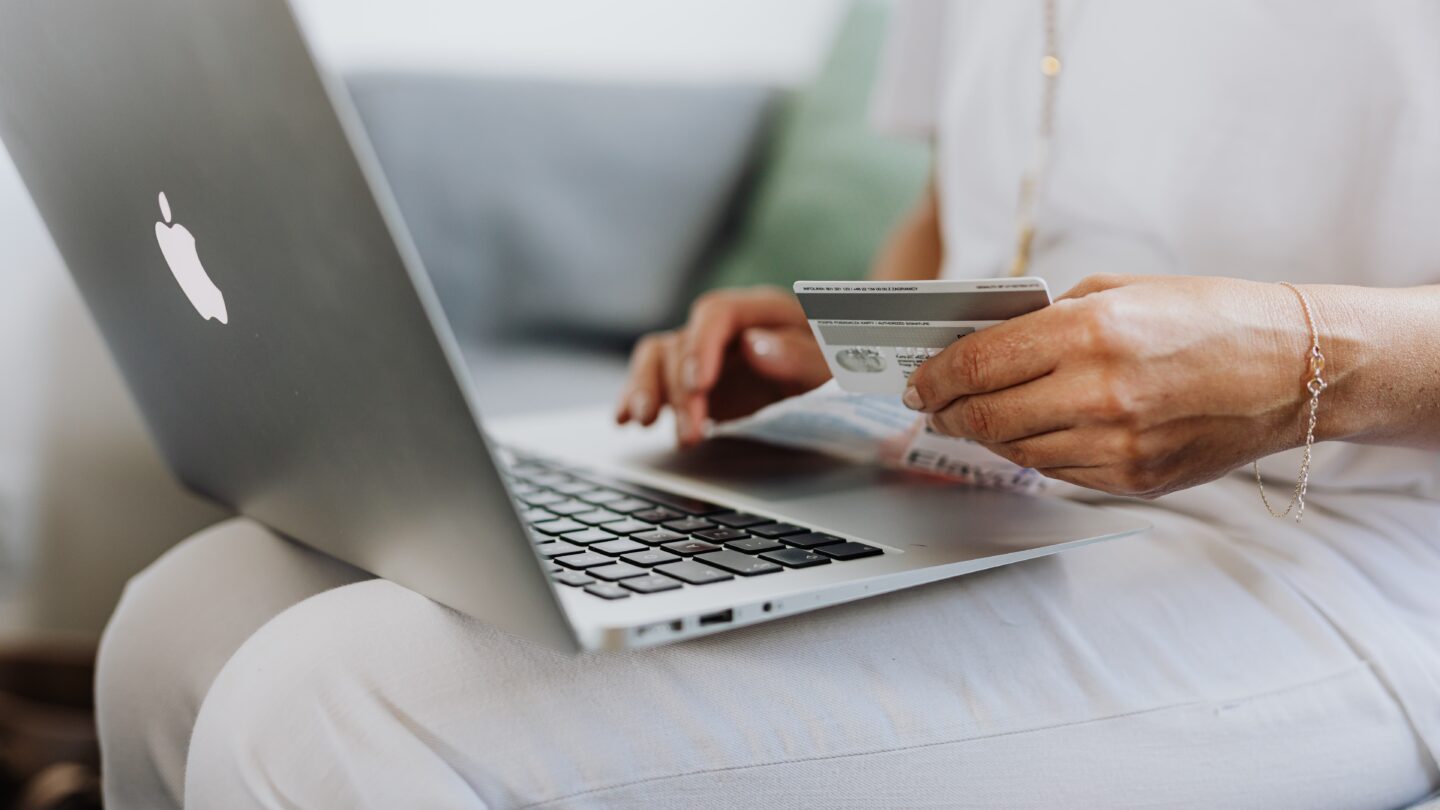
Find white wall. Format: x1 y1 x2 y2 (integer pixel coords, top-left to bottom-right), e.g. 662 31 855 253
292 0 841 83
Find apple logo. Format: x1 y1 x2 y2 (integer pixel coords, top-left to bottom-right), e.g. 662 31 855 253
154 191 227 324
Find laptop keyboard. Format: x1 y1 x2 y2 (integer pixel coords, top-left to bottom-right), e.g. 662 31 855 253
502 456 884 601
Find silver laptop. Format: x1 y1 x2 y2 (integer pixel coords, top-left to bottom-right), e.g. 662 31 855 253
0 0 1147 652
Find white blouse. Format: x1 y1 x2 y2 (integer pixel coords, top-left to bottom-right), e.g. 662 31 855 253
873 0 1440 498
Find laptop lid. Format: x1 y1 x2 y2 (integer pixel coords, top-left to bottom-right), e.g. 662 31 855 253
0 0 578 651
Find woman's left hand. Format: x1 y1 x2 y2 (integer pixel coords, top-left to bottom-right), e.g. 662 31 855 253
903 274 1316 498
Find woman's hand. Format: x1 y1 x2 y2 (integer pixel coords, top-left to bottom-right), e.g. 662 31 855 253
903 274 1317 498
615 287 831 446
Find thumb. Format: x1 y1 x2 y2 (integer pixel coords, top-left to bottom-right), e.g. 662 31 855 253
740 327 830 389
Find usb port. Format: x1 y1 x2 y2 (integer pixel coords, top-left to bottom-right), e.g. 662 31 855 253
698 609 733 626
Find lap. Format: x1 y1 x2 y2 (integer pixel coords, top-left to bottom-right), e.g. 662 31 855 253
98 475 1440 801
164 477 1440 808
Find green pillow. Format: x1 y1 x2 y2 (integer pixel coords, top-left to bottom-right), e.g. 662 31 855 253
703 1 931 291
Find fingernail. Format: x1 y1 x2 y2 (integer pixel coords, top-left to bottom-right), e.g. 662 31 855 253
681 357 699 391
749 331 774 357
902 386 924 410
629 391 651 420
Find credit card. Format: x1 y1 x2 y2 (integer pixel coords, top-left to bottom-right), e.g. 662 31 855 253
794 278 1051 394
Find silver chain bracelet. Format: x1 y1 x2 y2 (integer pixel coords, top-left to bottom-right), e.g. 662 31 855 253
1254 282 1327 523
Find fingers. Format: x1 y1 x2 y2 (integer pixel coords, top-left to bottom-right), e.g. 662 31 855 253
615 286 816 444
976 427 1111 470
662 332 704 446
679 289 807 396
740 327 831 389
926 372 1105 443
904 312 1062 412
615 333 668 425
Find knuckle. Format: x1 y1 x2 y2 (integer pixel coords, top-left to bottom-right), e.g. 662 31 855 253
1112 461 1159 498
631 333 664 363
688 290 729 320
1090 373 1141 422
1075 296 1127 356
1116 430 1147 465
951 343 992 391
957 398 1001 441
1081 272 1126 291
1000 441 1034 469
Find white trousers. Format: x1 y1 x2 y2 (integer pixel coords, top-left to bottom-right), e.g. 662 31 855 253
96 475 1440 809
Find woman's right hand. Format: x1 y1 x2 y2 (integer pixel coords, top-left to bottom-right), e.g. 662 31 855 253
615 286 831 447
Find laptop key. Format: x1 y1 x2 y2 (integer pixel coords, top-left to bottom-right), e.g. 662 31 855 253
584 582 631 600
557 552 612 570
573 509 624 526
760 548 831 568
693 527 749 543
632 507 684 524
608 498 656 514
592 538 646 556
724 536 784 554
622 549 680 567
599 518 655 535
561 528 618 546
519 491 564 507
784 532 846 549
749 522 807 539
553 480 597 496
815 541 883 560
547 500 593 516
697 550 781 576
579 489 625 505
521 508 557 524
662 517 715 534
588 562 648 582
632 528 686 546
662 539 721 556
552 570 594 587
656 560 734 585
622 574 683 594
535 540 584 558
533 518 586 535
579 474 726 516
709 512 770 529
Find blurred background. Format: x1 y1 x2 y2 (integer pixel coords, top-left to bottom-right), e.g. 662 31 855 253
0 1 927 804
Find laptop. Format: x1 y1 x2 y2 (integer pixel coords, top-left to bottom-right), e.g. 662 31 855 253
0 0 1147 652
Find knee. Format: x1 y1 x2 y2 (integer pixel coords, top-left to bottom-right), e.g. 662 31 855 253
97 518 369 807
183 580 470 807
95 518 257 807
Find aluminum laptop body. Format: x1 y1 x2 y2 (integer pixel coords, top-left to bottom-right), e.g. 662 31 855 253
0 0 1148 652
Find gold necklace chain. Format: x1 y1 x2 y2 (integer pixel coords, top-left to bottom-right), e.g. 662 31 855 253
1008 0 1062 277
1254 282 1327 522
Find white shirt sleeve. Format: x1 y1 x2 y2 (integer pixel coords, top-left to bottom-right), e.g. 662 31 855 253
869 0 950 139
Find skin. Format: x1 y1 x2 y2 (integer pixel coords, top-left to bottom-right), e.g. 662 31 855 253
617 179 1440 498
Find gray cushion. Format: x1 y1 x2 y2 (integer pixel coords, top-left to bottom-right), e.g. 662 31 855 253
345 74 775 340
